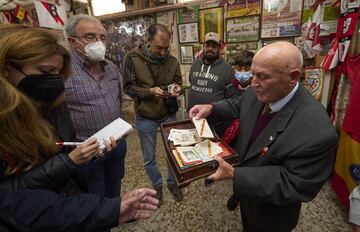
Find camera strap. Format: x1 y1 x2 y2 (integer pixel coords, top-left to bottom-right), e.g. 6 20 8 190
145 61 159 87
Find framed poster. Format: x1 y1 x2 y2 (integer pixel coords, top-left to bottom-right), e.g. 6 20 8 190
227 0 261 18
199 7 224 43
226 16 260 43
261 37 295 47
178 22 199 44
177 5 199 23
225 42 258 65
261 0 303 38
180 45 194 64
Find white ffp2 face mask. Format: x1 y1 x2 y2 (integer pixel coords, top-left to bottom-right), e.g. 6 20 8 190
84 41 106 61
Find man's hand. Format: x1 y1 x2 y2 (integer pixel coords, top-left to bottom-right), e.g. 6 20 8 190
189 104 214 120
149 87 165 97
171 84 181 97
207 155 234 181
119 188 159 224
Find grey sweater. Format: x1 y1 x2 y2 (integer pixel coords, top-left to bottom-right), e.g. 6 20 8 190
187 57 237 110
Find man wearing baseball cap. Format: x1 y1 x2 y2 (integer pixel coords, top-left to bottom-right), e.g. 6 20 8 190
187 32 239 137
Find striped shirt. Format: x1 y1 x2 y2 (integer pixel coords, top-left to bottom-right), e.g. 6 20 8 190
64 49 123 140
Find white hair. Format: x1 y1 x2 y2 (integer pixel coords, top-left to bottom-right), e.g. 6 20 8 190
64 14 104 39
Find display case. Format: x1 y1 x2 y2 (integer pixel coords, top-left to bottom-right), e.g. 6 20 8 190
160 120 240 188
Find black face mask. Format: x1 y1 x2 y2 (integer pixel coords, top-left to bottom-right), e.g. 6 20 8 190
17 74 65 102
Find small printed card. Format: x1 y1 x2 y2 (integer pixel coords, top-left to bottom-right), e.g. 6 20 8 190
193 118 214 138
175 139 223 165
168 128 201 146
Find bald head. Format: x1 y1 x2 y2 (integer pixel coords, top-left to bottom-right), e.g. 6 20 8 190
255 41 303 74
250 41 303 103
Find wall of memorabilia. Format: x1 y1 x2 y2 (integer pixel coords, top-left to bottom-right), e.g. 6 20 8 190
0 0 340 110
97 0 341 110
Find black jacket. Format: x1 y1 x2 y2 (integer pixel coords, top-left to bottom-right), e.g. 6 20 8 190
0 188 119 231
0 103 86 194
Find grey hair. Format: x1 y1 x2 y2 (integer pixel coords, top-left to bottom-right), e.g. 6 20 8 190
64 14 104 39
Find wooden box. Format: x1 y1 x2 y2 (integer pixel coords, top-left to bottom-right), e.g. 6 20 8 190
160 120 240 188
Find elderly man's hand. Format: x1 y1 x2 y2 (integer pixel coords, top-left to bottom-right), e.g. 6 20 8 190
118 188 159 224
189 104 214 120
207 155 234 181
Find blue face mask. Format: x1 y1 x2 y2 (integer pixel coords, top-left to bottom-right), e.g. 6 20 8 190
235 71 253 87
235 71 252 81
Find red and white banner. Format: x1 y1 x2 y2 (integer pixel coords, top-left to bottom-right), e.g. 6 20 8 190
34 0 67 30
322 38 339 70
303 5 322 58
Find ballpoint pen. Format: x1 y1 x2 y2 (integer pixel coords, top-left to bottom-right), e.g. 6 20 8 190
56 142 82 146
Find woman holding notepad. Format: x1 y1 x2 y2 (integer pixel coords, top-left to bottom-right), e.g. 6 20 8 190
0 24 102 195
0 24 159 231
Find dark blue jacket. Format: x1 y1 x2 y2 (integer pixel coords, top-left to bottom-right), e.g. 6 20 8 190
0 188 119 231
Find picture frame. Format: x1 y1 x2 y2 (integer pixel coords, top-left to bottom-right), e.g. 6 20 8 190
225 42 258 65
177 22 199 44
226 15 260 43
227 0 261 18
199 7 224 43
180 45 194 64
261 0 303 39
177 5 199 23
261 37 295 47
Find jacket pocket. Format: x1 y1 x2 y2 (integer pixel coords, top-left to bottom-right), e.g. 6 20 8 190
136 97 167 120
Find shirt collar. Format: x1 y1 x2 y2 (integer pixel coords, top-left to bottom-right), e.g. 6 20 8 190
269 82 299 113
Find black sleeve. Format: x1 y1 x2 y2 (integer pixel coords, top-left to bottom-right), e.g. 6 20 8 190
0 188 119 232
1 153 78 190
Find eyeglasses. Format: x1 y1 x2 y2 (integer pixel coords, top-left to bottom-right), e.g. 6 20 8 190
74 33 107 43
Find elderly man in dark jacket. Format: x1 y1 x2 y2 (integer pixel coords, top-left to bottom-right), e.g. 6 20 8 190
189 42 338 232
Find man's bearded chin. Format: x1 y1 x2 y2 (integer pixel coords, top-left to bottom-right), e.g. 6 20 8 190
204 52 218 63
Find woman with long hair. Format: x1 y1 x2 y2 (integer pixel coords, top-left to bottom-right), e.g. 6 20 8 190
0 24 105 193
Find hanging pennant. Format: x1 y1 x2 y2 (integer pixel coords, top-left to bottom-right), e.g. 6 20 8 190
0 12 10 24
322 38 339 70
34 0 67 30
303 5 322 58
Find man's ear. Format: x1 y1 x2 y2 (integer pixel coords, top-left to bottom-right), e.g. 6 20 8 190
289 69 301 86
67 37 77 47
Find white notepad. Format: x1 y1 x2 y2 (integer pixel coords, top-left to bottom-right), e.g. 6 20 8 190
88 117 134 143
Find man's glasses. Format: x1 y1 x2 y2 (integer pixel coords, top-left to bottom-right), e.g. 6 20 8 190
74 33 106 43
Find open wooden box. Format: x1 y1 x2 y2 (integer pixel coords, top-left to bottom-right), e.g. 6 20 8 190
160 120 240 188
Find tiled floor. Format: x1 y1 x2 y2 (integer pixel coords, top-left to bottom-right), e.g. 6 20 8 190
114 103 352 232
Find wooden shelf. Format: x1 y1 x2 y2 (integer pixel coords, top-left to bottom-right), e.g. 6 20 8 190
97 3 188 21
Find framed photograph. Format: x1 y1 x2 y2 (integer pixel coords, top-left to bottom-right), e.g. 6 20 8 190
199 7 224 43
226 16 260 43
177 5 199 23
227 0 261 18
180 45 194 64
261 0 303 38
225 42 258 65
261 37 295 47
177 22 199 44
